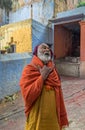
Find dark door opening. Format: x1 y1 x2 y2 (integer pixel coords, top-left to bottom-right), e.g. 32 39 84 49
71 32 80 57
63 22 80 58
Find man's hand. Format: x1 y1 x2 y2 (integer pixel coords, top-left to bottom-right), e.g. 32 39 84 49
38 65 54 80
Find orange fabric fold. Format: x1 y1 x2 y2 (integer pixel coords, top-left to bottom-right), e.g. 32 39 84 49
19 55 69 129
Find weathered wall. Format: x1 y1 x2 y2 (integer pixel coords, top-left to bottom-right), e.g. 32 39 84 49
0 0 83 26
56 61 80 77
80 21 85 61
9 6 31 23
80 21 85 77
54 0 67 16
66 0 79 10
0 8 3 26
0 8 6 26
0 19 32 53
9 0 54 25
57 6 85 18
80 61 85 77
55 0 84 13
0 53 32 99
0 19 52 53
67 0 84 10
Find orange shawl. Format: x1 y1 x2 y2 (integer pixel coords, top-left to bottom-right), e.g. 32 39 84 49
19 55 69 128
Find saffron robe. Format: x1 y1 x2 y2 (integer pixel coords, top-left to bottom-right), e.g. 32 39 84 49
25 86 60 130
19 55 69 129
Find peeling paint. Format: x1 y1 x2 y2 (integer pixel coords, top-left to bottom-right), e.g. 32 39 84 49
0 19 32 53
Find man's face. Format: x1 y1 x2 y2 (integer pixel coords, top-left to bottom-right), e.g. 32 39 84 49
37 43 51 63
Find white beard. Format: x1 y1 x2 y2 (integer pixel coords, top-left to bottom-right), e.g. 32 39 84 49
37 51 51 64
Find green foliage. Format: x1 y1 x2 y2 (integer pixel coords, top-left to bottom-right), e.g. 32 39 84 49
77 1 85 8
4 46 10 50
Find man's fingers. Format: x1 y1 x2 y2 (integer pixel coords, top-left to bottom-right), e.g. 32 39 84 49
37 65 42 70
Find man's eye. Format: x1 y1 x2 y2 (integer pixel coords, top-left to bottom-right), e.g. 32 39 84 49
42 46 46 49
43 47 46 49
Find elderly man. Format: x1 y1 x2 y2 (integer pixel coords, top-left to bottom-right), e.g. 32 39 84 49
19 43 69 130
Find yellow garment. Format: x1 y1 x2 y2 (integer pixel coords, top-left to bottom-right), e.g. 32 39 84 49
25 86 60 130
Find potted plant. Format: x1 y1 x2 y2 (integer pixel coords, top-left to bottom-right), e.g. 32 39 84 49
4 46 11 53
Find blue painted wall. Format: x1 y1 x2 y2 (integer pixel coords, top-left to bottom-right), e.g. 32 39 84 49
32 20 53 52
9 0 54 25
57 6 85 18
9 6 31 23
0 53 32 99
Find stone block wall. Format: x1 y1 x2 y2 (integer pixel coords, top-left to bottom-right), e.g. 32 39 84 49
56 61 80 77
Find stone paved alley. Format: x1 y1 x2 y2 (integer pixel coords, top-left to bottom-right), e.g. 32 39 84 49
0 76 85 130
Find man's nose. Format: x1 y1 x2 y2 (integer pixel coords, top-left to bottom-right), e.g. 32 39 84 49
45 48 49 51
